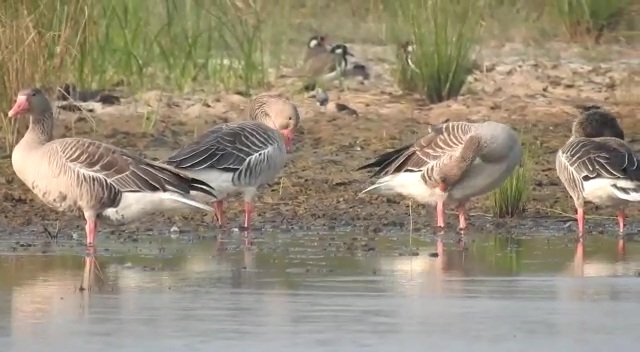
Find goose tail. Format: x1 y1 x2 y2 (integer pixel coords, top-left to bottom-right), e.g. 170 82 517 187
356 144 412 176
187 176 219 200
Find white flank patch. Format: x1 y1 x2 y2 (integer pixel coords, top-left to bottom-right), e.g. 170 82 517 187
584 178 640 203
361 172 442 204
101 192 212 224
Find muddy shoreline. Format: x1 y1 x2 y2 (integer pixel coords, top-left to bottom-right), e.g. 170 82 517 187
2 42 640 240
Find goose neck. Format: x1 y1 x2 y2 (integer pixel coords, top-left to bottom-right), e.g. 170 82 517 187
26 111 54 144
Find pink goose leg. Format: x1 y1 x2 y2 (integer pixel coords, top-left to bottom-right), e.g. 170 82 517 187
85 217 97 247
213 200 225 227
577 208 585 237
436 201 445 228
457 203 467 231
243 202 254 229
617 208 625 234
242 202 255 246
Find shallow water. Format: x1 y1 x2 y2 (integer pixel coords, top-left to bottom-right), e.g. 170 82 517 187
0 233 639 352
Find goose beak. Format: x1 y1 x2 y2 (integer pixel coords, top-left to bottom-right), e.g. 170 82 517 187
8 95 28 118
281 128 294 152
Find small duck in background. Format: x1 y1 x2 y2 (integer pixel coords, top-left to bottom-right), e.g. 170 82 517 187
312 88 359 117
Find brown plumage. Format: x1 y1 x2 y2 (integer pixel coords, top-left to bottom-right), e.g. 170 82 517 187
9 88 217 247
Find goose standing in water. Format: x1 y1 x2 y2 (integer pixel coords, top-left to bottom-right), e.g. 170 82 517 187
8 88 217 247
555 106 639 236
358 121 521 230
164 93 300 229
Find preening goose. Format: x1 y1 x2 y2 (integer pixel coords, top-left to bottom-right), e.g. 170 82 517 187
164 93 300 229
8 88 217 246
358 121 521 230
555 105 639 235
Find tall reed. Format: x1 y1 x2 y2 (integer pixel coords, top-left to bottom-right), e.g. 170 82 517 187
383 0 483 103
550 0 632 43
0 0 293 153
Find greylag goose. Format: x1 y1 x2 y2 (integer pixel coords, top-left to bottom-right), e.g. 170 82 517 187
8 88 217 246
555 106 639 235
164 93 300 229
358 121 521 230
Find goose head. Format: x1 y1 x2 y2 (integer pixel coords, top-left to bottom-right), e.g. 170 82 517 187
262 98 301 151
330 44 354 58
308 35 327 49
8 88 51 119
572 106 624 140
401 40 415 56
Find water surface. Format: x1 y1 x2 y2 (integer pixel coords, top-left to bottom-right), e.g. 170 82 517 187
0 233 638 351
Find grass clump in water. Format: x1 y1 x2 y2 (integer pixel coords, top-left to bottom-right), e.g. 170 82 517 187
384 0 482 103
489 142 531 219
550 0 632 43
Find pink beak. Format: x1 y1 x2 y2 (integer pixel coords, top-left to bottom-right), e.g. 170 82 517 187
281 128 294 152
8 95 28 118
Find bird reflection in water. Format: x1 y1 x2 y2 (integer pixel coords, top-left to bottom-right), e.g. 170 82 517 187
215 229 253 251
79 246 105 293
571 235 627 277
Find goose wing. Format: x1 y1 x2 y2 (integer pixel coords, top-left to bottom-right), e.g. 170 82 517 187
49 138 216 197
559 137 639 181
302 52 334 77
358 122 475 178
165 122 283 174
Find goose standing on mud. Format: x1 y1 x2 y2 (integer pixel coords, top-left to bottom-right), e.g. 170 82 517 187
555 105 640 236
8 88 217 247
358 120 521 230
164 93 300 229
